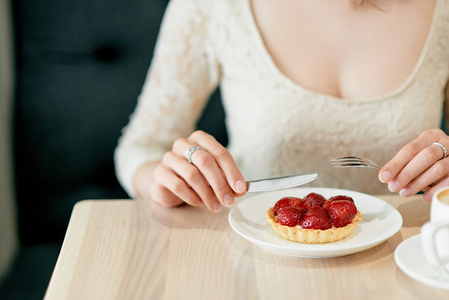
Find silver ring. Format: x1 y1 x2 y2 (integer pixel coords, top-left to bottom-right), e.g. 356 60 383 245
432 142 447 160
185 145 203 164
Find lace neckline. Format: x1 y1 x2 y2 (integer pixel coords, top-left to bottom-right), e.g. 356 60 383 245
243 0 440 103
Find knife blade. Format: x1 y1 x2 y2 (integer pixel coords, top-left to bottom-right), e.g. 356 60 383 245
246 172 318 193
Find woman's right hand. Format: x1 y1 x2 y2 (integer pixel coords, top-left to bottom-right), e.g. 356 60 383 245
135 130 247 212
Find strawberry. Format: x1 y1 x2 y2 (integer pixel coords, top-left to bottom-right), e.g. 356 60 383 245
328 195 354 203
277 207 306 227
303 193 326 209
322 196 354 211
273 197 302 215
300 206 332 230
324 200 357 227
289 197 307 210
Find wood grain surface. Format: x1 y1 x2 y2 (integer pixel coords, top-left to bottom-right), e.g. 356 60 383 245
44 194 449 300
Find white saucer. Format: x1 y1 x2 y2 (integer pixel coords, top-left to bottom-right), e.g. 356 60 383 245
395 234 449 290
229 187 403 258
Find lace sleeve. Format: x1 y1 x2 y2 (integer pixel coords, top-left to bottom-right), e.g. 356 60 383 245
445 80 449 131
114 0 221 197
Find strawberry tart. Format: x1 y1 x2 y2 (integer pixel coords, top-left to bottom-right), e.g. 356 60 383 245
266 193 362 244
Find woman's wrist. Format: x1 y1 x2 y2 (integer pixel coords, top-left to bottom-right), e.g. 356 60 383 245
133 161 160 200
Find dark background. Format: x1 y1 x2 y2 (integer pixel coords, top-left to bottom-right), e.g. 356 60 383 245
0 0 227 298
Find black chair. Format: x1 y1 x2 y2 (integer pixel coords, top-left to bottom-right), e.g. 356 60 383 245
0 1 227 299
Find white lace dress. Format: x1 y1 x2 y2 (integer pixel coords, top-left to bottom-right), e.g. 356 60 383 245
114 0 449 197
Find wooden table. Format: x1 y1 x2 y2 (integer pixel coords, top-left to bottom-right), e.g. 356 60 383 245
44 194 449 300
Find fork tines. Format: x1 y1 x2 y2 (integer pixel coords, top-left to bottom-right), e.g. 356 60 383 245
329 156 363 161
330 157 365 164
329 156 380 170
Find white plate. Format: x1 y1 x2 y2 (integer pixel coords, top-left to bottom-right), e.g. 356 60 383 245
228 187 403 258
395 234 449 290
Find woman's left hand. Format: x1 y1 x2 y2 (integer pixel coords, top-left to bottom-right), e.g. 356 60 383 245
379 129 449 201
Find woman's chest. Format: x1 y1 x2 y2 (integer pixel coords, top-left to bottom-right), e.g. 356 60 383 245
249 0 436 100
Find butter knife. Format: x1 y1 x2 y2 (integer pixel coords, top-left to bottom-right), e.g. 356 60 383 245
246 172 318 193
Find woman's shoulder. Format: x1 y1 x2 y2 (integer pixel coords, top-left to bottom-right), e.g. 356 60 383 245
165 0 249 36
167 0 243 13
164 0 244 29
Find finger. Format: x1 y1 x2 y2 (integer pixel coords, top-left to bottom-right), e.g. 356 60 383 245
173 138 231 209
189 131 247 195
163 151 222 211
399 158 449 197
379 132 435 183
174 133 239 207
154 163 204 207
151 184 184 207
388 143 446 192
185 148 235 208
422 176 449 201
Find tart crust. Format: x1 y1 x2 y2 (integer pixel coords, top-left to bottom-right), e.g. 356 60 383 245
266 207 362 244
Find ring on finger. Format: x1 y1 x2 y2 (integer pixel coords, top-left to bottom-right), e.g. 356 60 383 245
432 142 447 160
185 145 204 164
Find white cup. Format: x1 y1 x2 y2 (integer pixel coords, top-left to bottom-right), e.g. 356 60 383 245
421 187 449 273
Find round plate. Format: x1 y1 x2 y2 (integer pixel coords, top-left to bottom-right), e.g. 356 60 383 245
228 187 402 258
395 234 449 290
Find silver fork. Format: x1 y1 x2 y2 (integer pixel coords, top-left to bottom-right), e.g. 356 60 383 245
330 156 433 191
329 156 381 170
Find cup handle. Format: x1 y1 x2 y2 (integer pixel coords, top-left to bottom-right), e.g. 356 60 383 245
421 222 449 267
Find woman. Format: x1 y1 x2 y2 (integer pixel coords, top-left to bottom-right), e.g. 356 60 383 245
115 0 449 211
